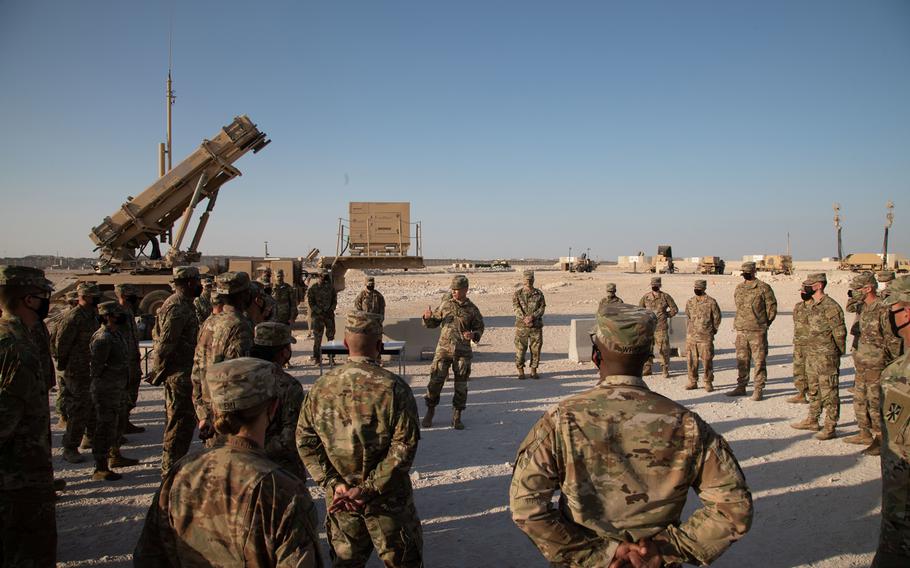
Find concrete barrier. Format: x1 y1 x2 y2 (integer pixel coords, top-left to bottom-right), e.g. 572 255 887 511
568 316 688 362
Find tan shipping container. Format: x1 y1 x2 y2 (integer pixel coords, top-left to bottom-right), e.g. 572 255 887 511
348 202 411 255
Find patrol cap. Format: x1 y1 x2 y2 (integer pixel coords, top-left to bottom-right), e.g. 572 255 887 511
522 270 534 281
694 279 707 290
883 276 910 306
215 271 250 295
97 300 123 316
741 262 757 274
365 276 375 284
77 282 101 297
605 283 617 293
201 277 214 288
211 291 224 305
650 276 662 287
208 358 278 412
65 290 79 302
451 275 469 290
0 266 53 292
802 273 827 286
591 303 656 355
345 310 383 336
114 283 140 297
171 266 200 281
877 270 896 283
850 273 876 290
254 322 296 346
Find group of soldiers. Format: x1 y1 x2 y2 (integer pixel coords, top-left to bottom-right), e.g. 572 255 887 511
3 260 910 566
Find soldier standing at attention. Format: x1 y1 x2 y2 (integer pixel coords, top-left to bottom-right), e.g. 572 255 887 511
297 311 422 567
49 290 79 427
89 302 139 481
194 276 214 323
421 275 485 430
684 279 721 391
115 284 145 434
354 276 386 321
57 282 102 463
510 303 752 567
513 270 546 380
788 285 813 404
878 270 903 359
135 358 323 567
150 266 202 475
874 275 910 567
250 321 307 481
728 261 777 400
272 269 299 326
0 266 57 566
790 273 846 440
845 273 897 456
597 282 622 312
307 269 338 365
638 276 678 377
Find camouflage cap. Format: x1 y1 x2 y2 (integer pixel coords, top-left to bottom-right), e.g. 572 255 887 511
65 290 79 301
365 276 375 284
522 270 534 281
345 310 383 336
877 270 896 283
0 266 53 292
741 262 756 274
215 271 250 295
451 275 469 289
694 279 707 290
605 283 617 293
114 283 140 297
850 272 876 290
802 273 827 286
592 303 656 355
207 358 278 412
77 282 101 297
171 266 200 281
201 277 214 288
884 276 910 306
254 322 296 346
97 300 123 316
650 276 662 287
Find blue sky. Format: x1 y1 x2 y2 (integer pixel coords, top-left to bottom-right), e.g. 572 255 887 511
1 0 908 261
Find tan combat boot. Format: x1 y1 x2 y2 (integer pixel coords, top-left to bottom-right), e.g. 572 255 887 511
786 392 809 404
662 367 671 378
790 417 821 431
452 410 465 430
862 436 881 456
421 406 435 429
704 382 714 393
92 458 123 482
684 381 698 390
109 448 140 468
530 368 540 380
815 426 837 440
80 435 93 450
517 367 526 380
726 385 747 397
751 389 764 401
843 430 873 445
62 447 83 464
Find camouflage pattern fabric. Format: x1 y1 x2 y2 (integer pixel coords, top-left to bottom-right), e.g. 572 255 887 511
804 295 847 428
56 304 100 450
596 293 623 313
47 304 74 421
513 286 545 370
735 331 769 390
297 356 422 566
265 367 307 481
89 326 128 460
118 302 143 426
194 290 213 323
853 296 898 437
733 278 777 331
272 282 299 325
510 375 753 566
152 292 200 474
354 289 386 321
307 279 337 359
134 436 323 567
423 294 484 409
685 294 721 386
192 306 254 424
515 328 543 370
263 293 279 323
638 291 678 332
792 300 811 396
592 303 656 354
0 314 57 565
30 321 54 392
873 353 910 566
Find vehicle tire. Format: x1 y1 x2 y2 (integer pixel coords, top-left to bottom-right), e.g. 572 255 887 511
139 290 171 316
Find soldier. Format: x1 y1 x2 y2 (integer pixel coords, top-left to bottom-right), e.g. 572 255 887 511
790 273 846 440
115 283 145 434
89 302 139 481
788 285 813 404
597 282 623 312
513 270 546 380
57 281 102 463
421 275 485 430
728 261 777 400
49 290 79 427
878 269 903 359
873 275 910 566
0 266 57 566
192 271 254 444
272 269 299 326
510 303 752 566
354 276 386 321
257 274 279 323
845 273 896 456
307 269 338 364
638 276 678 377
249 321 307 481
297 311 422 567
246 280 267 324
194 276 214 323
135 358 323 567
150 266 202 475
684 279 721 391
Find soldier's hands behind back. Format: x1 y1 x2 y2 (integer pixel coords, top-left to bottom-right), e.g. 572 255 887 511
423 306 432 319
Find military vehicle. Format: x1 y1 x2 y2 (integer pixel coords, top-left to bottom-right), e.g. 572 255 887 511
840 252 909 273
559 254 596 272
754 255 793 275
697 256 726 274
650 245 676 274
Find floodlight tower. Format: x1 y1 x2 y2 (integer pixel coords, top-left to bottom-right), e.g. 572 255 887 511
833 203 842 260
882 201 894 270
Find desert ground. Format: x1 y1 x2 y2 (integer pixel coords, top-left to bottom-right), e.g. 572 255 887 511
51 266 883 567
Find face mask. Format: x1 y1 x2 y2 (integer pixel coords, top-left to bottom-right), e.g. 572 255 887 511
742 273 754 280
694 289 704 296
367 285 375 291
30 296 50 320
127 297 140 311
889 309 909 336
801 288 813 301
114 314 129 325
651 287 660 293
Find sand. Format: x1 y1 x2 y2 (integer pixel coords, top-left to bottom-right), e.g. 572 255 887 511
52 267 881 567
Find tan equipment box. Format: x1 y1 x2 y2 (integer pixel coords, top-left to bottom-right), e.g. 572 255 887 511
348 202 411 256
698 256 726 274
756 255 792 275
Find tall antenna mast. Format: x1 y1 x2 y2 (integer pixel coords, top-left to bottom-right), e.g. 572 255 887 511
833 203 842 260
882 200 894 270
158 9 176 177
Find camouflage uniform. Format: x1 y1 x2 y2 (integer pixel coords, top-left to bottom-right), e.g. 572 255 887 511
873 275 910 566
354 277 386 321
114 284 144 431
47 294 77 422
57 282 102 455
878 270 904 359
423 275 485 412
0 266 56 566
272 270 299 325
135 358 323 567
790 298 811 402
596 283 622 313
511 304 752 566
297 312 423 567
89 302 129 466
684 280 721 390
513 271 546 377
307 273 337 361
151 267 201 474
638 277 678 377
194 279 214 323
192 305 254 427
731 262 777 396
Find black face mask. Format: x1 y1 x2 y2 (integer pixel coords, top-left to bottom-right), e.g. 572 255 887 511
800 291 813 301
694 289 704 296
847 289 855 298
114 314 129 325
651 287 660 293
742 273 754 281
367 285 375 291
127 297 140 311
30 296 50 320
889 309 909 337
